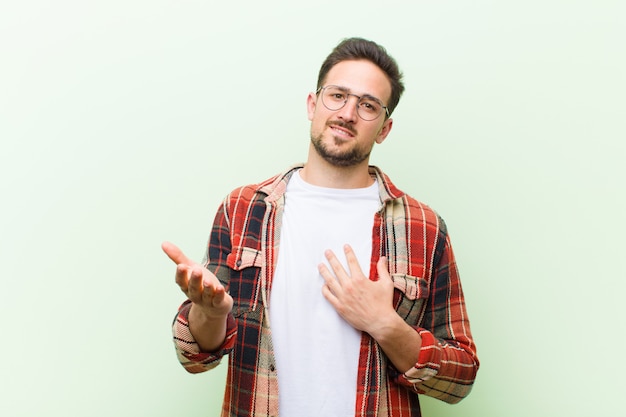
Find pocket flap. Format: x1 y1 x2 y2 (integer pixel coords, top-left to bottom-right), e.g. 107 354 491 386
226 246 263 270
391 274 428 300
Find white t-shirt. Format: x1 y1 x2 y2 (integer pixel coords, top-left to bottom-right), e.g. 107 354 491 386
269 170 380 417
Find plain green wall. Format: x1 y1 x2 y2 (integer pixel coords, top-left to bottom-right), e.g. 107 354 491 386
1 1 624 416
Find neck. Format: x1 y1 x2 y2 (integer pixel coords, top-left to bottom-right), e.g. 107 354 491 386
300 150 374 189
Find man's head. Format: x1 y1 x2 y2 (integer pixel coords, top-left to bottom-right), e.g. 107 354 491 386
316 38 405 117
306 38 405 171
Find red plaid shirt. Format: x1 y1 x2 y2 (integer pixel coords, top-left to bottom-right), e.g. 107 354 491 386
173 165 479 417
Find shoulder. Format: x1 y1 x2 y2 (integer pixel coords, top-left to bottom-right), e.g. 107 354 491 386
391 193 447 236
222 165 302 209
374 167 448 236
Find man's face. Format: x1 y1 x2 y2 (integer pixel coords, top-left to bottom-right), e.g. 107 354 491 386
307 60 393 167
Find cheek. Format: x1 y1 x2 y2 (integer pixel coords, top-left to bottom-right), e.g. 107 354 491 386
310 116 326 138
364 125 382 139
309 108 330 131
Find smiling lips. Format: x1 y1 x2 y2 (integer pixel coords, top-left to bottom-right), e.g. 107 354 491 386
327 121 356 138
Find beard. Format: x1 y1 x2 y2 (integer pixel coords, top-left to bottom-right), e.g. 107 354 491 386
310 121 373 167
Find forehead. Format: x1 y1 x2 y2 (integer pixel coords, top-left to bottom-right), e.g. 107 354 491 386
323 60 392 102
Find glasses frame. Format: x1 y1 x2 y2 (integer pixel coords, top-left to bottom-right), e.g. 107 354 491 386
316 85 390 121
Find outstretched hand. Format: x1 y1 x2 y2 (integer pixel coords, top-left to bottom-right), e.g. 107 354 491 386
162 241 233 319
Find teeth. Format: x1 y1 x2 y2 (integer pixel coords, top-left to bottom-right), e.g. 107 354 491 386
332 127 352 136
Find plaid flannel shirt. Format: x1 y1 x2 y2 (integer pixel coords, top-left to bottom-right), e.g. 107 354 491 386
172 165 479 417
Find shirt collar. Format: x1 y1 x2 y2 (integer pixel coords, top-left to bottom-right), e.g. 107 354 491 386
257 164 406 205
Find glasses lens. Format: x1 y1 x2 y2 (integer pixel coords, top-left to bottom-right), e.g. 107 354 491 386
320 86 384 121
321 86 347 111
357 97 383 121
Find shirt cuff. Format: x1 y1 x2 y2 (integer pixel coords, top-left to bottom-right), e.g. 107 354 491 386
173 301 237 370
402 329 442 385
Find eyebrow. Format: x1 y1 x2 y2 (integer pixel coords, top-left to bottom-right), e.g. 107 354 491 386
333 85 384 104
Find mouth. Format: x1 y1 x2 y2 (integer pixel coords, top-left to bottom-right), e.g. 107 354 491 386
327 121 356 138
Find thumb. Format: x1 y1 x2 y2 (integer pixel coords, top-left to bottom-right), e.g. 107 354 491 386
376 256 391 281
162 241 195 266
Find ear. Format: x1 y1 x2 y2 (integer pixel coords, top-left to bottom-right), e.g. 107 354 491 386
375 118 393 144
306 92 317 121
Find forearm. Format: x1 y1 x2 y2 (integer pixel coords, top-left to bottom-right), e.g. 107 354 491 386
370 311 477 405
172 300 237 373
369 313 422 374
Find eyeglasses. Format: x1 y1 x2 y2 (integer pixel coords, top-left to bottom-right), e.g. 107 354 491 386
316 85 390 121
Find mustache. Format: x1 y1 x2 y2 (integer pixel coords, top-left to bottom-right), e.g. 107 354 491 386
326 120 357 136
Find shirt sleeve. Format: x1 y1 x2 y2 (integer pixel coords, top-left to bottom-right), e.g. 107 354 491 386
172 300 237 374
392 226 479 404
171 201 238 373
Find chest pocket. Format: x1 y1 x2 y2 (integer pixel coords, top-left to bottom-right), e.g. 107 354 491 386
391 273 429 325
226 246 263 317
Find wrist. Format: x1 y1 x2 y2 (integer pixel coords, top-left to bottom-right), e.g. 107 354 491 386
367 311 403 341
188 303 229 353
190 303 229 323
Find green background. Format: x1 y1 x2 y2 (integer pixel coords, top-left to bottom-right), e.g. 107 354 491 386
2 1 624 416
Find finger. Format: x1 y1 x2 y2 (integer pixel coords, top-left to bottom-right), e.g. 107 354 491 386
343 244 365 279
162 241 195 266
320 263 347 305
175 264 191 293
324 249 349 283
208 285 227 307
321 282 340 307
318 262 338 289
203 277 224 293
187 267 205 303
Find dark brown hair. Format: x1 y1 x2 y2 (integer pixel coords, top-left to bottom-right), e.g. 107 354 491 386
317 37 405 117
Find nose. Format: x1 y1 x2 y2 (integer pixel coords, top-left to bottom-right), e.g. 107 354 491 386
336 94 359 123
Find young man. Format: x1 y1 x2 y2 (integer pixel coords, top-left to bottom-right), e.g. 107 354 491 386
163 37 479 417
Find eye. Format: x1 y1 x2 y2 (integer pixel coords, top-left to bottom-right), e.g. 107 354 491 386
359 99 381 114
324 87 347 101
